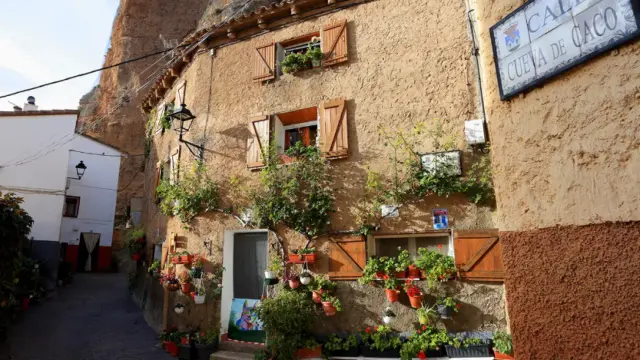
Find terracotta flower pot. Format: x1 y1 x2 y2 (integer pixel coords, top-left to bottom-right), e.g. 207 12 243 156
302 253 316 263
288 254 302 263
172 255 192 265
132 253 141 261
394 270 407 278
375 271 386 279
385 289 400 302
294 346 322 358
181 283 191 294
494 350 515 359
408 293 423 308
289 278 300 289
163 341 179 356
408 265 421 278
321 302 337 316
312 290 324 303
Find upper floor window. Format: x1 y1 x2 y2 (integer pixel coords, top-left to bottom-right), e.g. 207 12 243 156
63 196 80 218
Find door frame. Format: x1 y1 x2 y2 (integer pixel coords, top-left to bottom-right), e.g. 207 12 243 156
78 232 101 272
221 229 269 337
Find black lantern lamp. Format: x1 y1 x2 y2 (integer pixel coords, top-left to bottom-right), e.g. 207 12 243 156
69 160 87 180
167 103 204 159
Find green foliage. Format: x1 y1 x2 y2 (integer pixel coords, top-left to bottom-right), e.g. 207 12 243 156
281 52 311 74
415 248 455 288
156 164 220 224
324 334 358 352
254 289 316 360
144 109 156 159
321 293 342 312
250 142 334 238
437 296 459 312
382 277 399 290
125 228 145 255
361 325 402 351
267 252 284 275
254 349 271 360
447 336 487 349
395 248 411 271
416 303 438 324
148 260 160 273
312 276 337 292
358 257 386 284
160 103 174 130
493 331 513 355
194 325 220 345
400 326 450 360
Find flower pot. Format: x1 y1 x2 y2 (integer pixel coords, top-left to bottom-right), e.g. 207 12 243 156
329 346 359 357
382 316 393 324
132 253 141 261
360 344 400 358
493 350 515 359
408 264 421 278
300 275 312 285
385 289 400 302
421 347 447 358
394 270 407 278
438 304 453 319
311 290 324 303
195 340 219 359
375 271 386 279
302 253 316 263
322 301 337 316
444 344 492 358
294 346 322 358
167 283 180 292
172 255 192 265
264 278 279 286
178 343 194 359
264 270 276 279
194 295 206 305
288 254 302 263
181 283 191 294
163 341 179 356
289 278 300 289
174 306 185 314
408 293 423 308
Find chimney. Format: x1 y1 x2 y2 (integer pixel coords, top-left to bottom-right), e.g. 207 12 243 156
23 96 38 111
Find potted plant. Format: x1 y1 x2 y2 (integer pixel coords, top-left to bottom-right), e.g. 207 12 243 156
445 337 492 358
288 248 302 263
358 257 386 284
148 260 161 277
408 263 422 279
264 253 282 281
294 339 322 359
383 277 400 302
171 251 193 265
159 328 180 356
300 270 312 285
399 326 449 360
190 256 204 279
126 229 145 260
436 297 460 319
416 303 438 325
281 52 311 74
306 44 323 68
178 271 192 294
382 307 396 324
285 273 300 289
161 273 180 292
299 247 316 263
321 293 342 316
393 248 411 278
193 284 206 305
416 248 456 288
360 325 402 358
493 331 514 359
193 326 220 360
312 276 336 303
403 280 423 308
174 303 185 314
177 332 193 360
324 334 359 357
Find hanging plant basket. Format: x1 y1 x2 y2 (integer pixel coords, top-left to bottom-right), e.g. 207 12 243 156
311 290 324 304
263 278 279 286
174 304 185 314
385 289 400 302
289 278 301 289
322 302 337 316
264 270 277 279
167 283 180 292
172 255 193 265
300 274 312 285
194 294 206 304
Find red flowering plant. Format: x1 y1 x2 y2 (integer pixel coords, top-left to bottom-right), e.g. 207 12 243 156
193 325 220 346
403 280 422 297
399 326 450 360
361 325 402 352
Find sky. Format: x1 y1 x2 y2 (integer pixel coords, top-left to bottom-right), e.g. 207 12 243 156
0 0 120 111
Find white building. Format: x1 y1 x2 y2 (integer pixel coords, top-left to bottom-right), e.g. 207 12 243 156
60 134 123 273
0 106 78 289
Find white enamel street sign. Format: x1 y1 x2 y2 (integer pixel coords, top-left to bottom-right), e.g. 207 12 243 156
491 0 640 100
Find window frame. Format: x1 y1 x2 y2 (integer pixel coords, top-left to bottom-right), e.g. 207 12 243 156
369 230 455 261
277 31 321 76
283 120 319 151
63 196 81 218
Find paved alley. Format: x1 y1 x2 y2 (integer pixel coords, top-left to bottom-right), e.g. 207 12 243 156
3 273 173 360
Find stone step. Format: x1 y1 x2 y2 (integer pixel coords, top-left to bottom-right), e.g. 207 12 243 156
210 350 256 360
218 340 263 354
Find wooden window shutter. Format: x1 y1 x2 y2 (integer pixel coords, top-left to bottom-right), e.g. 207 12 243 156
327 235 366 280
154 164 162 201
321 20 348 67
253 42 276 82
453 229 504 281
176 82 186 105
246 115 270 169
319 98 349 159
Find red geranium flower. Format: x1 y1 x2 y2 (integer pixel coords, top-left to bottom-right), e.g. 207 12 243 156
456 303 461 309
422 325 427 331
418 350 427 360
200 332 205 337
417 329 421 334
383 274 390 280
374 326 378 332
365 327 371 334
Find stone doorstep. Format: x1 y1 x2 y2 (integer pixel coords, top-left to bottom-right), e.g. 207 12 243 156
210 350 255 360
218 339 264 354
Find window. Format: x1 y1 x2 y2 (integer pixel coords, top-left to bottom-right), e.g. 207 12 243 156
63 196 80 218
155 101 166 135
278 32 321 74
373 233 452 260
169 148 180 184
275 107 318 152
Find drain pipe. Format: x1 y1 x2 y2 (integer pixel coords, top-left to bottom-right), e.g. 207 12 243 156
467 9 491 153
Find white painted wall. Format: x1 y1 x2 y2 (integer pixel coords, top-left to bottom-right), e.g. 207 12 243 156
0 113 77 241
60 135 122 247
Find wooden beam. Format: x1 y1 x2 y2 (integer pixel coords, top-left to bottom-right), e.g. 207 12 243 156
257 17 268 29
227 28 237 39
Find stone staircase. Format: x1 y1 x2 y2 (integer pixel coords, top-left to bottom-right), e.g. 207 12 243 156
210 339 264 360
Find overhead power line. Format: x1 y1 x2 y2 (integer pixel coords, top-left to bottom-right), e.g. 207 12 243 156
0 45 186 100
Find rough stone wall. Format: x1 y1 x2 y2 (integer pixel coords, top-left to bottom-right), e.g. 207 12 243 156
501 223 640 360
77 0 209 219
143 0 506 335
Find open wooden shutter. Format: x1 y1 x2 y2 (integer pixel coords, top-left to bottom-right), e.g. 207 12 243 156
253 42 276 82
327 235 366 280
319 98 349 159
176 82 186 105
453 229 504 281
321 20 348 67
246 115 270 169
154 163 162 201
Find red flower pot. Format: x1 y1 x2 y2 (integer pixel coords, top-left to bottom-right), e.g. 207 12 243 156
312 290 324 303
132 253 141 261
289 278 300 289
394 270 407 278
163 341 179 356
172 255 192 265
181 283 191 294
294 346 322 359
375 271 386 279
408 265 421 278
288 254 302 263
385 289 400 302
408 293 423 308
190 291 196 300
494 351 515 359
302 253 316 263
322 302 337 316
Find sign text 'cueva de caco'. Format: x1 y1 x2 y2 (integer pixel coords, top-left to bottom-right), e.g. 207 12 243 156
490 0 640 100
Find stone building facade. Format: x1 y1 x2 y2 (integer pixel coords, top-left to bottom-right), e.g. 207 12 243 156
138 0 508 343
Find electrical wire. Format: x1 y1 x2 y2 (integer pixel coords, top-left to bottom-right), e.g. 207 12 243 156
69 149 145 157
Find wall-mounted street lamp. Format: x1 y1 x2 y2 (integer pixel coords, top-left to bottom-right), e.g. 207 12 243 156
167 103 204 160
68 160 87 180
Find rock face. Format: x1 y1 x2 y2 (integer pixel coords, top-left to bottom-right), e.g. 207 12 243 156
77 0 209 220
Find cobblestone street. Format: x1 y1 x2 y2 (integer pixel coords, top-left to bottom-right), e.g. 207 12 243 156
2 273 172 360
